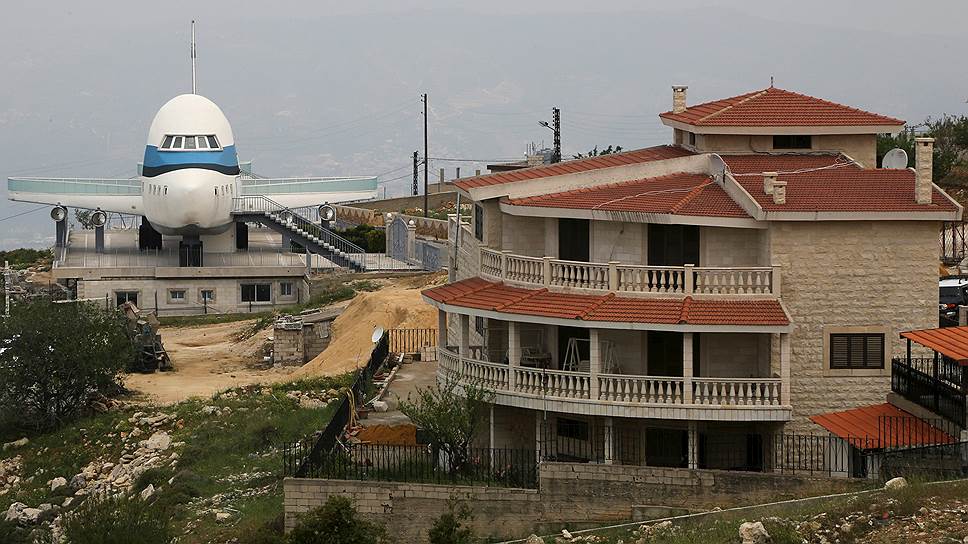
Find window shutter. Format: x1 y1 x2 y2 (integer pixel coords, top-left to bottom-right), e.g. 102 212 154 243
830 335 850 368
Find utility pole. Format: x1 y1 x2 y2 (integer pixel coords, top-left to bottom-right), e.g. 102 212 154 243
412 151 419 196
422 93 429 218
552 107 561 163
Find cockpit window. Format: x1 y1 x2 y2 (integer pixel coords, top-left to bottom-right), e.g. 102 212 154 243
160 135 222 151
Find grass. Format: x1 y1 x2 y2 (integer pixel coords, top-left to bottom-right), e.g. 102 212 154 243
523 478 968 544
0 373 356 543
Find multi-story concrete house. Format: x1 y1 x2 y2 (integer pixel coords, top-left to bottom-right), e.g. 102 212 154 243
421 85 963 471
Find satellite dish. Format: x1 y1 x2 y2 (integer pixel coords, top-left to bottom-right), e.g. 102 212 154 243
882 148 909 169
50 206 67 222
91 210 108 227
371 326 385 343
280 211 293 225
319 204 336 222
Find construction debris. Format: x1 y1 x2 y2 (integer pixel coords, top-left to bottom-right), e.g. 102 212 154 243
121 302 172 373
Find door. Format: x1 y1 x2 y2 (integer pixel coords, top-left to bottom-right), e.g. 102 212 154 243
559 218 590 262
647 331 699 376
647 224 700 266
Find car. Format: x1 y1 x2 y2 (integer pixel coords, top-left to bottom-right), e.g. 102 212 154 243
939 276 968 324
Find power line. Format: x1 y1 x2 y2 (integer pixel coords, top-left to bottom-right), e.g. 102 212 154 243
0 205 48 223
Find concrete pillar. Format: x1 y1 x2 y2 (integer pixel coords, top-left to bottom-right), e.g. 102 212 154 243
489 404 495 450
687 421 698 469
915 137 935 204
55 220 66 248
682 332 694 404
780 332 791 405
603 416 614 465
589 329 601 400
458 314 470 357
437 309 448 349
281 232 291 252
672 85 688 114
94 225 105 253
535 411 543 464
508 321 521 389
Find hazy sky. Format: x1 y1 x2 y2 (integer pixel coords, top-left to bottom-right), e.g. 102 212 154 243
2 1 967 249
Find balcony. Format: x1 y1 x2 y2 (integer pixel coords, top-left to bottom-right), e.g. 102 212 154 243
438 346 791 421
479 248 779 298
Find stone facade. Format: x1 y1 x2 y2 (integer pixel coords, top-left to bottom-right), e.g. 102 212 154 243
694 133 877 168
273 320 333 366
768 220 939 432
284 463 865 542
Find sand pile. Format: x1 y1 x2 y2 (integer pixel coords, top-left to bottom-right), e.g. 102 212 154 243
294 284 438 378
355 424 417 446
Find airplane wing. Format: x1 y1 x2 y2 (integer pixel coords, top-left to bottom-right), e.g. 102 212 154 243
7 177 143 215
239 175 378 208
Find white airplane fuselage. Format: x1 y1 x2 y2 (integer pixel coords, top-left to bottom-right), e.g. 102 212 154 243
140 94 241 235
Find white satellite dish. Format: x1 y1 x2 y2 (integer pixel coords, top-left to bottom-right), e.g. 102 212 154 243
882 148 909 169
319 204 336 222
371 326 385 343
50 206 67 222
91 210 108 227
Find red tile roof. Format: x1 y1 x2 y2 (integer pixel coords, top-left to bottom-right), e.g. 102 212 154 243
721 154 959 213
900 326 968 365
453 145 694 191
423 277 790 326
660 87 904 127
810 403 955 449
503 173 751 218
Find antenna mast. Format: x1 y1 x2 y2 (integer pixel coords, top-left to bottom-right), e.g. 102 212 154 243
191 20 197 94
2 261 10 319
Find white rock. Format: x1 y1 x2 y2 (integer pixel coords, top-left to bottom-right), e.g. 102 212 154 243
5 502 26 522
739 521 770 544
140 484 155 500
215 511 231 522
371 400 389 412
50 476 68 491
562 529 573 539
69 473 86 490
201 406 217 415
884 476 908 490
62 497 73 508
525 536 543 544
2 438 28 451
298 397 326 410
145 431 172 451
20 508 41 524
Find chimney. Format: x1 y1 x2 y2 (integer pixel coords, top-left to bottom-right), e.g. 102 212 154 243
672 85 688 114
763 172 778 195
915 137 934 204
772 180 787 205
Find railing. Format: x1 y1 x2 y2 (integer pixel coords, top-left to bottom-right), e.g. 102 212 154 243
233 195 367 269
599 374 683 404
892 359 966 427
693 378 782 406
388 328 437 357
872 440 968 482
439 348 786 411
288 443 538 488
479 248 778 297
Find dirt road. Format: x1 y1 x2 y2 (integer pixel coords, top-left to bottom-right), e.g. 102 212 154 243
124 319 290 405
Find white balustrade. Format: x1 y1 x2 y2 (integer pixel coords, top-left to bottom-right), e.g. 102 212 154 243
480 248 502 278
616 265 686 293
694 268 774 295
512 367 591 399
505 254 544 284
598 374 684 403
549 260 609 290
692 378 782 406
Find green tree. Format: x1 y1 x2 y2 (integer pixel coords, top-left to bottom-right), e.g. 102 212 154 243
399 378 493 473
428 498 475 544
73 209 98 230
573 145 623 159
877 115 968 185
0 298 132 431
288 495 384 544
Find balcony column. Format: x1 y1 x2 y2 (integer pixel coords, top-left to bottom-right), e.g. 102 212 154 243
682 332 694 404
780 333 791 406
771 264 782 296
508 321 521 390
500 250 510 280
684 264 695 295
687 421 698 469
437 309 448 350
458 314 470 357
603 416 614 465
607 261 619 292
542 257 553 286
589 329 601 400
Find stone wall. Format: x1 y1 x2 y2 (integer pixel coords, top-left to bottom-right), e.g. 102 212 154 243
284 463 866 542
701 226 767 267
769 220 939 432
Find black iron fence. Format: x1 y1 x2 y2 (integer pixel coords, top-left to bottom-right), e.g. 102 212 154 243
941 221 967 265
873 440 968 482
892 359 966 428
292 444 538 488
388 328 437 358
285 331 390 477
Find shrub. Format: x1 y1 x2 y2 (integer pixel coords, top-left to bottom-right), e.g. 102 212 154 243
0 299 132 431
288 495 383 544
238 513 287 544
62 495 172 544
428 499 475 544
0 519 30 544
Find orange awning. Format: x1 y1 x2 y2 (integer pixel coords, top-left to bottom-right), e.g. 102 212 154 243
901 326 968 365
810 403 955 450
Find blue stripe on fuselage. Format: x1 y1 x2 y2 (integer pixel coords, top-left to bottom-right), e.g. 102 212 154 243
143 145 239 169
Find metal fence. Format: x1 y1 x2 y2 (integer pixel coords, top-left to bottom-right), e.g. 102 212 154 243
388 328 437 358
892 359 967 427
941 221 967 265
291 444 538 488
284 331 390 477
873 440 968 482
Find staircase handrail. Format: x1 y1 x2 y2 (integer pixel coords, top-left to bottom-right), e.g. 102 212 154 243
232 195 367 259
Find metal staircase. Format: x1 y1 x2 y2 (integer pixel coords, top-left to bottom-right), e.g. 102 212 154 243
231 195 367 271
